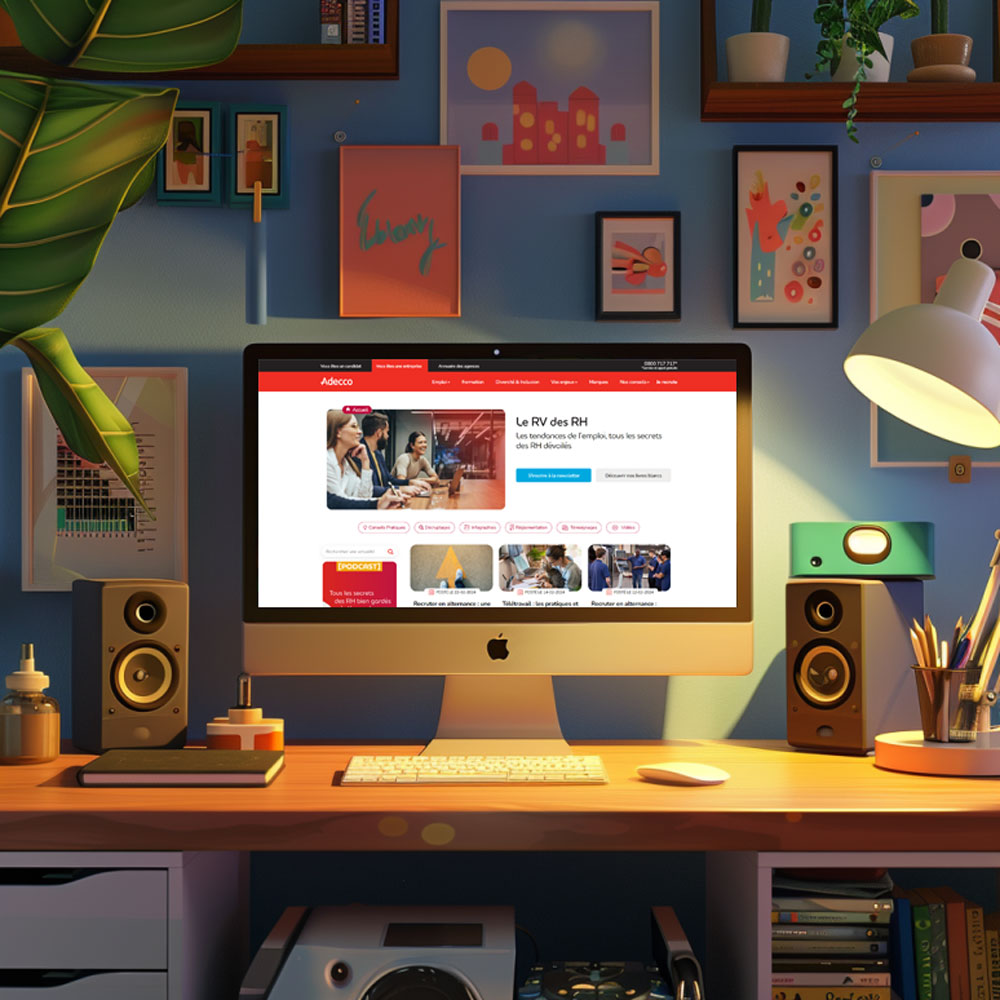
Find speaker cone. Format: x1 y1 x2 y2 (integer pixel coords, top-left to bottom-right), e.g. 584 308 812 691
794 640 854 708
123 591 168 634
804 589 843 632
361 967 475 1000
112 643 177 710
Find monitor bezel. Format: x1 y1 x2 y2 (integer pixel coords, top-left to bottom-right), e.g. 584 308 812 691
243 342 751 625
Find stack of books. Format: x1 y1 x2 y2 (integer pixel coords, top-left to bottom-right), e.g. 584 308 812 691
893 884 999 1000
321 0 386 45
771 871 893 1000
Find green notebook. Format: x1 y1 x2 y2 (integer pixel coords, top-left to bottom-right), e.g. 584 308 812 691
76 748 284 787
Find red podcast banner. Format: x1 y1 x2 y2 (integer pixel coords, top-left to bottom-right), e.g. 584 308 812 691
260 371 735 392
323 560 397 608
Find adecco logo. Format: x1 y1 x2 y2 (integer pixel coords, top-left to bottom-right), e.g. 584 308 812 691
321 376 354 386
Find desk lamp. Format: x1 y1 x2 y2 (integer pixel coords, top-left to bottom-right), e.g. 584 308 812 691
844 255 1000 774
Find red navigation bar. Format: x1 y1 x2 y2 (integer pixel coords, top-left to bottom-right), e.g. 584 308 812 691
259 370 735 392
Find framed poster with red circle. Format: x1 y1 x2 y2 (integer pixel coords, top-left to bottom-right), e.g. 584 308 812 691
339 145 461 317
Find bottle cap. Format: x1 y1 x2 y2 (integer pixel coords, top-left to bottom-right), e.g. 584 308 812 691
6 643 49 693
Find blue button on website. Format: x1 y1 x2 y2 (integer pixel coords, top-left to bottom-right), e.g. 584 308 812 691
516 468 592 483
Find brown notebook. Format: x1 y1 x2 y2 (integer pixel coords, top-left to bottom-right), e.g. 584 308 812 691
77 748 285 787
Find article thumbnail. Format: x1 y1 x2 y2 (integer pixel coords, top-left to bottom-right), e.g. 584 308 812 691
326 408 505 510
410 545 493 592
588 543 671 591
498 543 583 592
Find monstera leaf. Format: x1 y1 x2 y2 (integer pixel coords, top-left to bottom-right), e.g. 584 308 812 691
15 327 149 515
0 69 177 338
1 0 243 74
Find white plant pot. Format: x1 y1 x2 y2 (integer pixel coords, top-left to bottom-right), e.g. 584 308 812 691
725 31 790 83
832 31 894 83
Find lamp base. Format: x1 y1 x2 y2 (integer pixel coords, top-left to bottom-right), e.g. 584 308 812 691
874 729 1000 776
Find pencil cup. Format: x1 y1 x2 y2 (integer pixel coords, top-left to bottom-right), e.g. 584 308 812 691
912 665 981 742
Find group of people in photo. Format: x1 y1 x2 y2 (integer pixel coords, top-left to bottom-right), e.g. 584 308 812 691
498 544 583 592
587 546 671 591
326 409 439 509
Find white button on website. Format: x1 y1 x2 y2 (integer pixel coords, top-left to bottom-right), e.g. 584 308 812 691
459 522 501 533
414 521 454 534
606 522 640 534
596 468 671 482
504 521 552 533
556 521 601 533
358 522 410 533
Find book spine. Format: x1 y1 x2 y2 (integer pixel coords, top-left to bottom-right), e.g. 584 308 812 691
986 927 1000 1000
320 0 343 43
772 960 891 973
890 895 917 1000
943 900 971 1000
969 905 988 1000
772 972 891 986
772 939 888 955
773 897 895 914
926 902 950 1000
771 989 890 1000
773 911 892 925
773 925 888 940
367 0 384 44
347 0 368 43
913 901 935 1000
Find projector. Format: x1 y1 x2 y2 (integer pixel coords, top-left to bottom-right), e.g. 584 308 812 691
240 905 516 1000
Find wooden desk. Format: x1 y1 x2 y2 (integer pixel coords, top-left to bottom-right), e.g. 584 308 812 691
1 740 998 853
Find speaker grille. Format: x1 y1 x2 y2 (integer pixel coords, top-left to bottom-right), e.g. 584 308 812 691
793 639 855 708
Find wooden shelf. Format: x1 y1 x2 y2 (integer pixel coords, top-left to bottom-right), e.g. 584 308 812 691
701 0 1000 121
0 0 398 80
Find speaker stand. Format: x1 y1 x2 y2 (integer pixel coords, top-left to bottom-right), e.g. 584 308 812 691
874 728 1000 776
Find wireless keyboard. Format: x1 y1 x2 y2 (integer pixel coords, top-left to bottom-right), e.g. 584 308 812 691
342 754 608 784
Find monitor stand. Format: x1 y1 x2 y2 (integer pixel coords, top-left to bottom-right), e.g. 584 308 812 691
422 674 572 756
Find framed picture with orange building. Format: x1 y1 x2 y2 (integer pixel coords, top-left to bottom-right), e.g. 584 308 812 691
156 103 222 205
228 105 289 209
440 1 659 176
339 145 461 317
596 212 680 320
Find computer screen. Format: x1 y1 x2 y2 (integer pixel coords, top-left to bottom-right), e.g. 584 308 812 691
243 343 752 752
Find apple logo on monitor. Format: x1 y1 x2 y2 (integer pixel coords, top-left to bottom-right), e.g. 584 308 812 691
486 634 509 660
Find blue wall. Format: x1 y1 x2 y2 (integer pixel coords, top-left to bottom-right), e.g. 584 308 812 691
4 0 1000 745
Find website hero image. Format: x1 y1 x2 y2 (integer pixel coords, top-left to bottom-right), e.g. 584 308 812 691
256 357 738 611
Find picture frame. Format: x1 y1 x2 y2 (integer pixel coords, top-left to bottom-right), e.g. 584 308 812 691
228 104 289 209
440 1 659 176
21 367 188 591
595 211 680 320
732 145 838 329
156 102 223 205
339 145 461 318
870 170 1000 467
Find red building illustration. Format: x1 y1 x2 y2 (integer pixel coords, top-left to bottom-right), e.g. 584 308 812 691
501 81 606 166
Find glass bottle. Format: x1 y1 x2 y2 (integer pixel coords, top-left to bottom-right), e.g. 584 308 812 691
0 643 60 764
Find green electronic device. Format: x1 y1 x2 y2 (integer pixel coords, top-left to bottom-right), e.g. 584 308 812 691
789 521 934 579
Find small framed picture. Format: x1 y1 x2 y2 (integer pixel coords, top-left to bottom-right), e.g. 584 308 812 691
156 103 222 205
595 211 680 320
732 145 838 328
228 105 288 208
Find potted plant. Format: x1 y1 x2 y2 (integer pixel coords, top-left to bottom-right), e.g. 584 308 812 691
809 0 920 143
908 0 975 81
0 1 243 508
725 0 790 83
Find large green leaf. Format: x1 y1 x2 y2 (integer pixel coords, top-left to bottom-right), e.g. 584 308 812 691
3 0 243 73
0 69 177 339
14 327 151 516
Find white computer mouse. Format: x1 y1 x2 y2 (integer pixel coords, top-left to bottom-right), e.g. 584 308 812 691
636 761 730 786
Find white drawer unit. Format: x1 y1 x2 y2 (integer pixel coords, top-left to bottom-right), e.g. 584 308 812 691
0 971 166 999
0 852 245 1000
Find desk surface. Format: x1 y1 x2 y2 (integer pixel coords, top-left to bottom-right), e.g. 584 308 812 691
0 740 995 853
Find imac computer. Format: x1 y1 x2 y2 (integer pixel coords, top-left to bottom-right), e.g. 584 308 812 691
243 343 752 757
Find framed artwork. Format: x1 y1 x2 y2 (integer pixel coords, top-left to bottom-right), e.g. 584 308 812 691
870 170 1000 467
22 368 188 591
339 145 461 317
156 103 222 205
228 104 288 208
440 1 659 176
732 145 838 328
595 211 680 320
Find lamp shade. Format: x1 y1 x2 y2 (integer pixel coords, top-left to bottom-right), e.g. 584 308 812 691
844 257 1000 448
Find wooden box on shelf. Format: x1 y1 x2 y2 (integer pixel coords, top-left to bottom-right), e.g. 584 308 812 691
0 0 398 80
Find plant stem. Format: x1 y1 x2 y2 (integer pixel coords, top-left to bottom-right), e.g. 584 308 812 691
931 0 948 34
751 0 772 33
